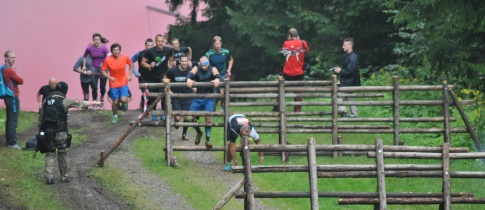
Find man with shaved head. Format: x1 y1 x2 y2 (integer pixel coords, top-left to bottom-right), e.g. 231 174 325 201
37 77 58 110
186 56 224 148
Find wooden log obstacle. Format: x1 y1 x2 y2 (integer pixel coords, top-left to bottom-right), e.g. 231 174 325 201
97 76 479 171
230 138 485 209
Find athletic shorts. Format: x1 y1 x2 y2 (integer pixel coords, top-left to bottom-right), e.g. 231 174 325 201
108 85 129 101
172 99 192 111
190 98 215 112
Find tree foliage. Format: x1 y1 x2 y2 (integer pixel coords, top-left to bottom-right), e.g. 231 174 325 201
165 0 485 91
384 0 485 89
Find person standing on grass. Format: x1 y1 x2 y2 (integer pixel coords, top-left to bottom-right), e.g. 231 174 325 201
2 50 24 149
273 28 309 112
163 53 193 141
333 38 360 118
36 77 58 110
39 81 100 184
225 114 264 171
186 56 224 149
100 43 133 124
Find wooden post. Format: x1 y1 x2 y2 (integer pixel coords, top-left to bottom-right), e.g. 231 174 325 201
392 76 400 145
213 178 245 210
448 88 483 152
307 138 319 209
242 135 255 209
278 76 288 162
224 78 231 164
442 80 451 144
337 136 343 157
163 79 174 166
441 142 451 210
97 93 163 166
375 138 387 210
331 75 339 158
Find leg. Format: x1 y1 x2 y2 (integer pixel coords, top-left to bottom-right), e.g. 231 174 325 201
203 99 216 147
348 96 358 117
99 77 108 102
45 151 56 184
57 148 70 182
337 97 348 117
81 82 90 101
189 99 203 145
91 74 99 101
4 96 19 146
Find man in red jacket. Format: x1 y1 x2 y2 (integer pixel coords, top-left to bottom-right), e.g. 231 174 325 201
275 28 309 112
2 50 24 149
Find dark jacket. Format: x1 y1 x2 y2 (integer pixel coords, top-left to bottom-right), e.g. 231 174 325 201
339 51 360 87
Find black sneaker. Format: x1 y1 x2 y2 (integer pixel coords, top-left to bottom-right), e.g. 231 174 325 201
47 177 54 185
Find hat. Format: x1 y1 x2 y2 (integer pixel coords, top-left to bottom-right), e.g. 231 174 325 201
56 81 68 94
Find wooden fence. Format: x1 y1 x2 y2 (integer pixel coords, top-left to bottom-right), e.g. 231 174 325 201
97 76 478 168
227 138 485 209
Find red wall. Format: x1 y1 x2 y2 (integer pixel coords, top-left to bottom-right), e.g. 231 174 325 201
0 0 201 111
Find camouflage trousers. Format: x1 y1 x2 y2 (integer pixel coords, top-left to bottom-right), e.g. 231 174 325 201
45 132 70 180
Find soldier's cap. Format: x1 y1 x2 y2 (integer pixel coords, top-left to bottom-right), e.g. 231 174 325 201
56 81 69 94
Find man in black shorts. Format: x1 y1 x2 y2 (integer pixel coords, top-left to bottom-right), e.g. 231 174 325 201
141 34 174 121
36 77 58 110
225 114 264 171
163 53 192 141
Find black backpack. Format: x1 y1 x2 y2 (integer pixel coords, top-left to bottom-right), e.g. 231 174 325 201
42 93 68 132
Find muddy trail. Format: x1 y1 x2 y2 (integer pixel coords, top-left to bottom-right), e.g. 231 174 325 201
1 110 272 210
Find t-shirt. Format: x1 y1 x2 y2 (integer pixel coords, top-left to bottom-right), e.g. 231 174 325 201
143 46 173 79
173 46 190 62
83 44 109 69
73 56 92 83
205 48 232 75
193 65 216 94
164 66 192 94
282 39 309 76
101 54 132 88
38 85 56 102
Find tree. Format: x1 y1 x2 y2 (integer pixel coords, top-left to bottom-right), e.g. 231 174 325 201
384 0 485 89
166 0 398 80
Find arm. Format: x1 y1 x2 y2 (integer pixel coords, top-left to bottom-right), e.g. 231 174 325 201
168 51 174 69
226 56 234 77
187 47 193 61
36 91 42 109
141 57 153 70
186 66 198 88
131 52 139 76
4 68 24 85
339 54 358 77
82 48 89 71
211 67 223 88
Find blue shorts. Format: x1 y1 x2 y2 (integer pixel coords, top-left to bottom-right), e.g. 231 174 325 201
108 85 129 101
190 99 215 112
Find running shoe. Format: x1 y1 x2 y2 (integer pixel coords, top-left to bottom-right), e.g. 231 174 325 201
182 134 189 141
8 144 21 149
100 100 104 108
91 104 98 110
205 141 213 149
152 116 158 122
224 163 232 172
112 116 118 124
195 132 202 145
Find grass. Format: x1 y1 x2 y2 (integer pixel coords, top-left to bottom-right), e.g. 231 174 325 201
0 108 92 209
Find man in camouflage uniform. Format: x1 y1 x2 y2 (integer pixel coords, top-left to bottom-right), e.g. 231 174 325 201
38 81 100 184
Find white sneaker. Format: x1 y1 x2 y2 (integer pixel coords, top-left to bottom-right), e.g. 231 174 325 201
92 104 98 110
8 144 21 149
